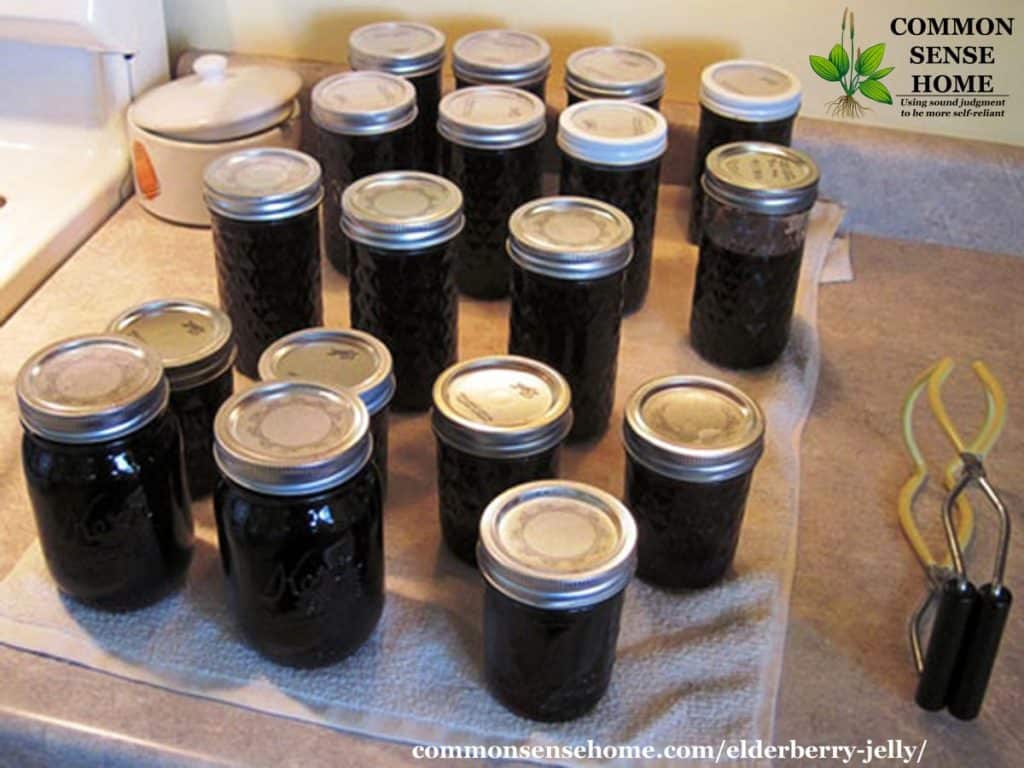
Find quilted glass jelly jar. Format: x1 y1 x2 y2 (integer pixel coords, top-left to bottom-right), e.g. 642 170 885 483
109 299 235 499
452 30 552 100
431 355 573 564
204 148 324 378
348 22 446 173
564 46 666 109
343 171 464 413
439 86 547 299
17 335 193 610
478 480 637 722
623 376 765 589
688 60 802 244
258 328 395 497
690 142 819 369
507 196 633 442
311 71 418 274
213 381 383 668
558 100 668 313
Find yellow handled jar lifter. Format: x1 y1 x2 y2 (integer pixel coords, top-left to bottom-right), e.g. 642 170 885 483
899 357 1011 720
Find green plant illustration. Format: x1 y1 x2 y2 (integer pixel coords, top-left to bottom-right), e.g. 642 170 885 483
809 8 894 119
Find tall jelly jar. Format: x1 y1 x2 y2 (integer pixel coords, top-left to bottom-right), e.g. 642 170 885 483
478 480 637 721
452 30 552 100
564 46 666 109
439 86 547 299
348 21 446 173
558 100 668 313
688 59 802 244
109 299 235 499
432 355 572 564
343 171 464 412
690 142 820 369
311 71 418 274
204 148 324 378
213 381 383 667
17 335 193 610
507 196 633 441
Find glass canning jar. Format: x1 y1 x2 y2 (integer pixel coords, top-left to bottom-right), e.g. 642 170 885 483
564 46 666 109
452 30 552 100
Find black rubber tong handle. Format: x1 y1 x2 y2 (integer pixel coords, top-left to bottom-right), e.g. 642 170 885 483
947 584 1012 720
915 577 978 711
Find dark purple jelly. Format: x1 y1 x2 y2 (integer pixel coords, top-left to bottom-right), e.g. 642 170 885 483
455 75 547 101
171 367 234 498
409 69 442 172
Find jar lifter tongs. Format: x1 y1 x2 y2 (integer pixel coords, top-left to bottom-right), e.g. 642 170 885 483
899 357 1011 720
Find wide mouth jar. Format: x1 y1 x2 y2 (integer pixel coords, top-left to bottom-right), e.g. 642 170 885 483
699 59 802 123
203 147 323 221
438 86 547 150
558 99 668 167
453 29 551 87
565 46 666 103
348 22 446 77
702 141 820 216
311 70 419 136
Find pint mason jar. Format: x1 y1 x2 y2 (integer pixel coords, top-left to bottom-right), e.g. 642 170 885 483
452 29 552 100
564 46 666 109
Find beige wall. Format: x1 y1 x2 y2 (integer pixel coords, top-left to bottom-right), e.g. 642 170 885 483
164 0 1023 146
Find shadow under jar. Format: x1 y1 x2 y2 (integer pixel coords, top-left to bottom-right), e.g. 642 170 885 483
623 375 765 589
213 381 383 668
311 71 419 274
558 100 668 313
688 59 802 244
690 142 820 369
259 328 395 497
478 480 637 721
564 45 666 110
452 29 552 100
432 355 573 564
109 299 236 499
348 21 446 173
204 148 324 378
507 196 633 442
17 335 193 610
343 171 464 412
439 86 547 299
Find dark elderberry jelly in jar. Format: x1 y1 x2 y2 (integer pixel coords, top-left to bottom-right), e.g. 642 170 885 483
558 100 668 313
109 299 235 499
342 171 464 412
564 46 666 109
311 71 418 274
507 196 633 442
439 86 546 299
213 381 383 667
17 335 193 610
623 376 765 588
431 355 572 564
452 30 552 100
478 480 637 721
259 328 395 497
691 142 820 369
204 148 324 378
688 59 802 244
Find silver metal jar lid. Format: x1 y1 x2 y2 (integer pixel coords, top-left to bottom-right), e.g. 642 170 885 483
203 148 323 221
452 30 551 86
623 375 765 483
702 141 819 216
558 99 668 167
348 22 446 77
478 480 637 610
16 334 169 445
438 86 547 150
257 328 395 416
507 196 633 280
213 380 371 496
311 70 418 136
699 59 802 123
108 298 235 391
341 171 464 251
432 355 572 459
565 46 666 103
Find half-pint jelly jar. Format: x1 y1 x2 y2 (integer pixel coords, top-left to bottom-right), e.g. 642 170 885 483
213 381 383 667
690 142 820 369
688 59 802 244
564 46 666 109
439 86 546 299
431 355 572 564
343 171 464 412
17 335 193 610
623 375 765 588
558 100 668 313
452 30 552 100
507 196 633 441
478 480 637 721
311 71 418 274
204 148 324 378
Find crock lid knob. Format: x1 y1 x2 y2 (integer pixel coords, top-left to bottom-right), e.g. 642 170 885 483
193 53 228 81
